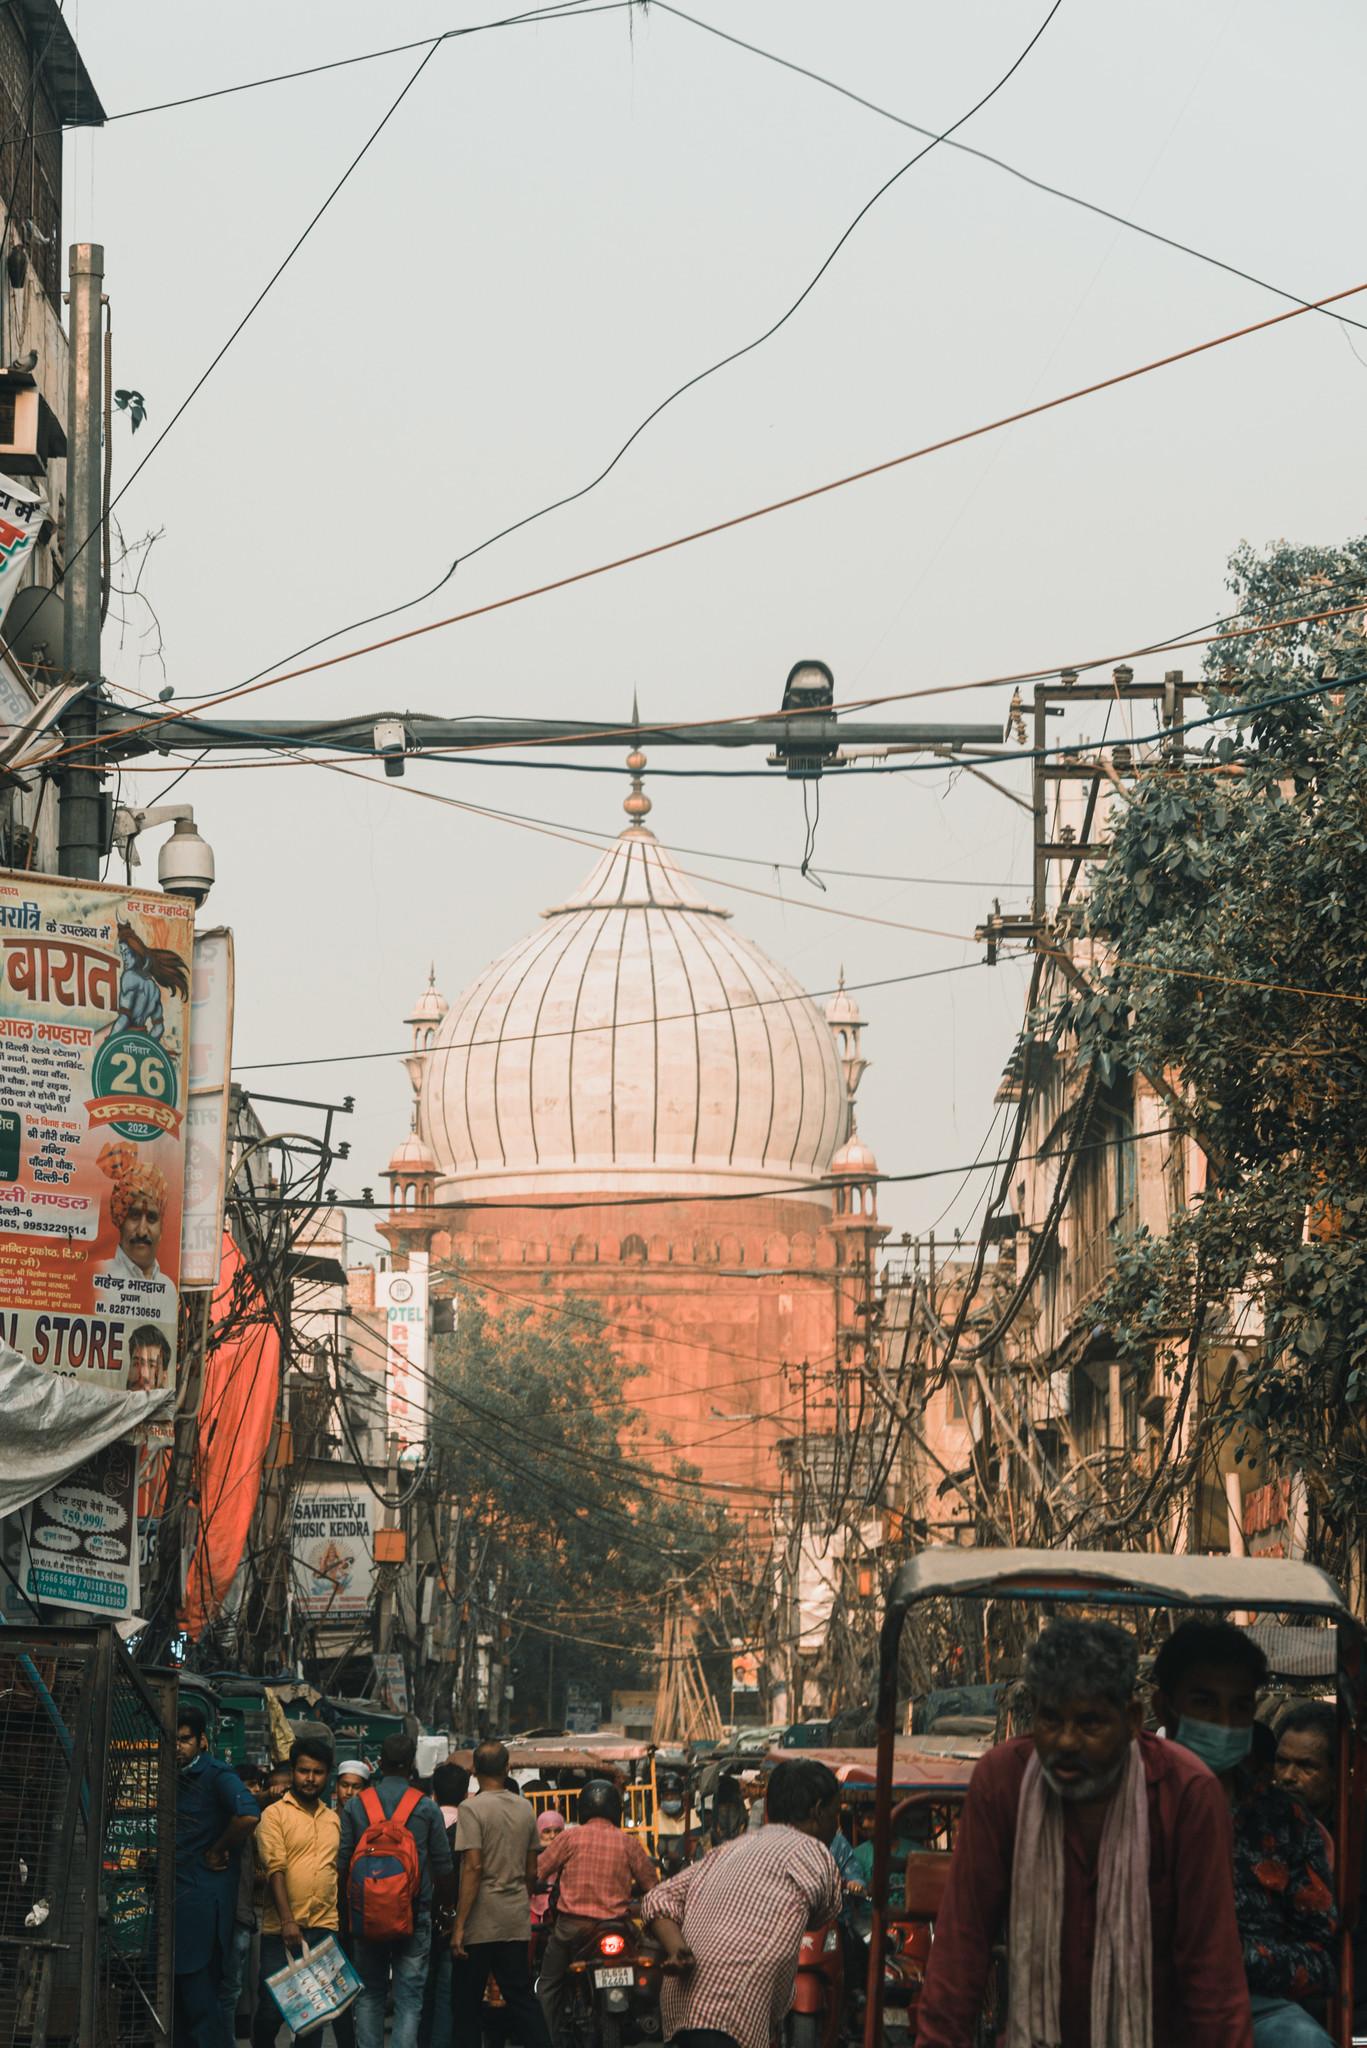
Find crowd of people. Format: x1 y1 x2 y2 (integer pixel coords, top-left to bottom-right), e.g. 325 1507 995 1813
173 1624 1357 2048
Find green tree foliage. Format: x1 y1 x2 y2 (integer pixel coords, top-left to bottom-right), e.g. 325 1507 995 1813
1060 538 1367 1565
432 1277 726 1726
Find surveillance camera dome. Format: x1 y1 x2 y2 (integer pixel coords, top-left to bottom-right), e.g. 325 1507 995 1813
157 816 215 906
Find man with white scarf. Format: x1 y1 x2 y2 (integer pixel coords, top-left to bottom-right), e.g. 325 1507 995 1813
917 1618 1252 2048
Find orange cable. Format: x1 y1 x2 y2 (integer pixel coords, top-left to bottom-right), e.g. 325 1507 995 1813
50 592 1367 773
33 277 1367 773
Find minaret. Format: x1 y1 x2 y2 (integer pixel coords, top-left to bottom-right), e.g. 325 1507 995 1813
381 967 446 1252
824 969 886 1279
402 964 448 1128
825 968 869 1137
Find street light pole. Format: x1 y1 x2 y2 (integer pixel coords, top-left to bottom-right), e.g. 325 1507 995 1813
58 242 105 880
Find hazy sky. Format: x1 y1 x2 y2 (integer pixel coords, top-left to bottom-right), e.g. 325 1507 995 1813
68 0 1367 1256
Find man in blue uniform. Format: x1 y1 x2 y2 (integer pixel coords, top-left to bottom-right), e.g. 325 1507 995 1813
175 1704 260 2047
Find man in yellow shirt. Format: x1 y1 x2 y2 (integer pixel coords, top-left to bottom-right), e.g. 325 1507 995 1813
254 1737 342 2047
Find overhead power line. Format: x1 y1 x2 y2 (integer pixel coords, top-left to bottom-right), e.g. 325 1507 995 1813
63 32 454 585
102 588 1367 787
654 3 1367 343
90 0 1367 352
232 959 996 1073
45 279 1366 766
94 1 632 123
159 0 1066 715
275 1119 1195 1216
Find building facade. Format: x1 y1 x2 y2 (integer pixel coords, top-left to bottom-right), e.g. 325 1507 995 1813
378 758 884 1507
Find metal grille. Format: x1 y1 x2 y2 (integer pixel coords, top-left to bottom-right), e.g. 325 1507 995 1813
0 1627 173 2047
97 1659 175 2046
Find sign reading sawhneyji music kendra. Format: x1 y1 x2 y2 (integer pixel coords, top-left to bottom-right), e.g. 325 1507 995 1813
0 871 193 1397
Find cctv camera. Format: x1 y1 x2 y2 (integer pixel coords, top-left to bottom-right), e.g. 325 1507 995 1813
157 816 215 906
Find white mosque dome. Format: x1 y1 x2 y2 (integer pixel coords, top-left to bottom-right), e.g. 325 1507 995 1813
421 810 847 1203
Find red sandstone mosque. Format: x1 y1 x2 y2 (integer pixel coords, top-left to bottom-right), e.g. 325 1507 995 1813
379 751 885 1505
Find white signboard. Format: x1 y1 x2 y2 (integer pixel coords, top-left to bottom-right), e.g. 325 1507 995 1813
180 929 234 1288
291 1485 377 1620
376 1252 427 1448
22 1436 141 1616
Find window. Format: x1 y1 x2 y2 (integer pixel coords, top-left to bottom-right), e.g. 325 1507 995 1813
1112 1113 1137 1223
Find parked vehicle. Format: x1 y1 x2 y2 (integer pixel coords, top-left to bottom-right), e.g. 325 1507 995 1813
862 1548 1367 2048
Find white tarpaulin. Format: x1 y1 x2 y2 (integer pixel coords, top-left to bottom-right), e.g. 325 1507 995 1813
0 1342 173 1519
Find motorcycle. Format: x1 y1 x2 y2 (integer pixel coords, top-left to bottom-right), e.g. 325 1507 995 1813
561 1916 664 2048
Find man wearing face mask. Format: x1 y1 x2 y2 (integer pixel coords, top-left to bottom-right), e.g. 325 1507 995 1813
917 1618 1252 2048
1154 1622 1337 2048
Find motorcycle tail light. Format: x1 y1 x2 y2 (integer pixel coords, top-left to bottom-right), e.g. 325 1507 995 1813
600 1934 627 1957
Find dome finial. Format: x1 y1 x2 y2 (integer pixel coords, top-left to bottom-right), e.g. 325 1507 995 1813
624 693 651 823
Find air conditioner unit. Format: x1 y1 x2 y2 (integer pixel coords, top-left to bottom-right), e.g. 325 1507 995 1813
0 370 65 475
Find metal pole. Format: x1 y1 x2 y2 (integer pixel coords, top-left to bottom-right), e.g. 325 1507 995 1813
138 1290 210 1663
59 242 104 879
375 1431 399 1689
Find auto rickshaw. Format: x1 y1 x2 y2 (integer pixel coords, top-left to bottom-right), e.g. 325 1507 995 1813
863 1548 1367 2048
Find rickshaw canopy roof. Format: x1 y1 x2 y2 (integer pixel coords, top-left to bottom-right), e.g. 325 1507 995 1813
887 1547 1357 1629
448 1744 622 1772
765 1744 977 1793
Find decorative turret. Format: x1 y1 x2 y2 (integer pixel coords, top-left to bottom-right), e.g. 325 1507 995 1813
386 1128 437 1213
828 1128 882 1232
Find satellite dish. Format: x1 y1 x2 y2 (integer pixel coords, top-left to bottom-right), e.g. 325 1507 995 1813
1 583 63 670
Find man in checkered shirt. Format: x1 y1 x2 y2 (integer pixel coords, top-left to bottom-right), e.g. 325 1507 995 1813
643 1759 842 2048
536 1778 660 2044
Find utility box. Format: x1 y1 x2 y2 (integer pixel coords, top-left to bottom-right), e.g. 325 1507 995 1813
0 369 66 475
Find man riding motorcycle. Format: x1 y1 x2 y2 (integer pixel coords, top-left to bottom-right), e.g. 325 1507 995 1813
534 1778 658 2047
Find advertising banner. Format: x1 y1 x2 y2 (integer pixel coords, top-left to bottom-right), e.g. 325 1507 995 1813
181 929 234 1288
21 1434 140 1615
291 1484 377 1621
0 871 193 1398
376 1251 428 1448
0 473 45 632
372 1651 408 1713
730 1649 761 1694
565 1682 600 1734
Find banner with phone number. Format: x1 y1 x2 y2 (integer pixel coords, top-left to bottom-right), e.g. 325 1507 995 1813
0 870 192 1401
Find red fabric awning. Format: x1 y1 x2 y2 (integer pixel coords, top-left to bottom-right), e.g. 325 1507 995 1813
182 1232 281 1640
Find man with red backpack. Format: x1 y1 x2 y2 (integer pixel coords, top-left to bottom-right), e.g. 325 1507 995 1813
337 1732 454 2048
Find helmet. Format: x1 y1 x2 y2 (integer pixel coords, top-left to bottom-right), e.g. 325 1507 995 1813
578 1778 623 1826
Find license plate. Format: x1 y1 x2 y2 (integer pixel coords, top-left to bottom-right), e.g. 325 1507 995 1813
594 1967 634 1988
883 2011 910 2030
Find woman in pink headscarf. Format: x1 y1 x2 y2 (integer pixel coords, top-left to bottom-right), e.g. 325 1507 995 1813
531 1809 568 1927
